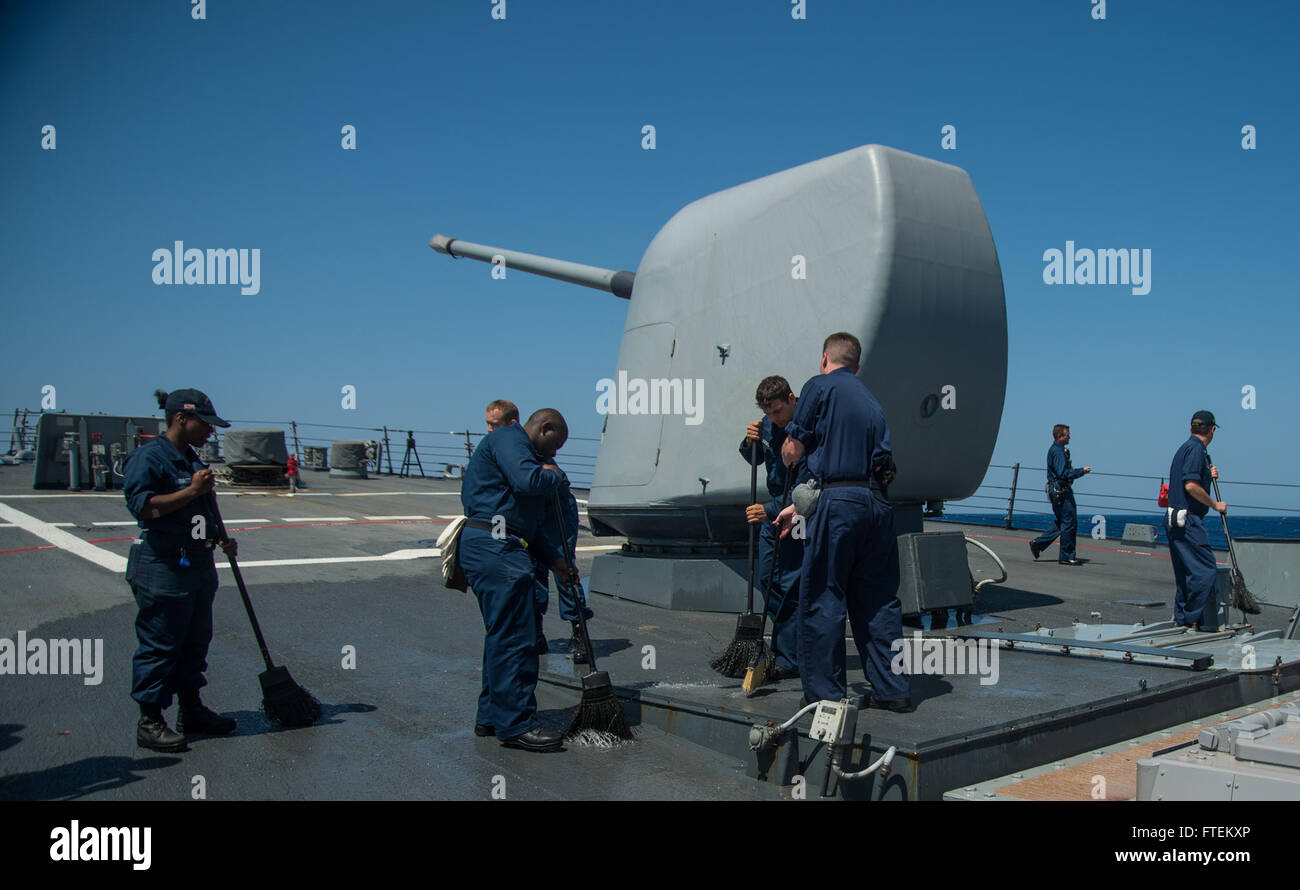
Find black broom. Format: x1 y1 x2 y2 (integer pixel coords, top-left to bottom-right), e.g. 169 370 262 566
553 494 633 742
711 439 764 678
1209 469 1261 615
742 471 793 696
204 486 322 727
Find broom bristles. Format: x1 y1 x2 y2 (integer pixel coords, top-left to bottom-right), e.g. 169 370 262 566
565 688 633 741
741 647 770 696
1232 576 1262 615
263 685 322 727
711 639 762 679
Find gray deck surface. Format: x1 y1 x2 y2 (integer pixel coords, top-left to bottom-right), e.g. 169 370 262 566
1 465 1294 800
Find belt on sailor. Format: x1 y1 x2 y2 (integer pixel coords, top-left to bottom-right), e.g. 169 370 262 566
823 479 884 492
138 529 216 551
464 518 530 548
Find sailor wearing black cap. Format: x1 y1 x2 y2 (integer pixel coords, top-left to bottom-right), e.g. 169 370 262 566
775 333 911 712
459 408 577 752
123 389 238 751
1166 411 1226 630
1029 425 1092 565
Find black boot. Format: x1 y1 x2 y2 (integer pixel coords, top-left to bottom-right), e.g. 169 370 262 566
570 622 590 665
501 725 563 752
137 710 186 752
177 695 236 736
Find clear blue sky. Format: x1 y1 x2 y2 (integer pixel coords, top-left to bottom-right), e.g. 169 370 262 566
2 1 1297 508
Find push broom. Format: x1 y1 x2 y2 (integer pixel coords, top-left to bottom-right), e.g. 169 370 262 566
553 494 633 742
742 472 793 696
204 484 322 727
711 440 764 678
1209 464 1261 615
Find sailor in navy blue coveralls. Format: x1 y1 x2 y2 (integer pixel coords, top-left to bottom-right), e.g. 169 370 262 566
482 401 591 657
123 388 238 751
1166 412 1225 629
1030 426 1091 565
776 338 910 708
740 382 811 678
459 410 576 751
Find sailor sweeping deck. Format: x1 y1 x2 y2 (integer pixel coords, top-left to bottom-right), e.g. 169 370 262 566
459 408 578 752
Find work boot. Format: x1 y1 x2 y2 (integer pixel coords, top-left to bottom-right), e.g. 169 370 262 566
570 622 590 665
867 695 915 713
137 714 187 752
1029 541 1043 560
501 725 563 752
535 613 549 655
768 664 800 682
177 702 237 736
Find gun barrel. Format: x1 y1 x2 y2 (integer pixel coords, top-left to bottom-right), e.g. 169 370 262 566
429 234 634 300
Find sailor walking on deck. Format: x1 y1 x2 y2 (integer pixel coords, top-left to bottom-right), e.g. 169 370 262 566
1165 411 1226 630
740 376 812 680
460 408 578 752
123 389 239 752
775 333 911 712
1029 425 1091 565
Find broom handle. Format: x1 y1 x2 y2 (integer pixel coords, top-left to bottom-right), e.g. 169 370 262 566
757 471 793 621
552 492 598 673
193 451 277 672
746 439 758 613
1208 461 1244 578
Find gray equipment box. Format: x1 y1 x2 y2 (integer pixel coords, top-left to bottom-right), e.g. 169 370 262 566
1121 523 1158 546
1137 703 1300 800
896 531 973 615
32 412 162 489
224 429 288 466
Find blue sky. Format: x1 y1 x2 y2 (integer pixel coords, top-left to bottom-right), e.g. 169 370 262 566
2 0 1297 510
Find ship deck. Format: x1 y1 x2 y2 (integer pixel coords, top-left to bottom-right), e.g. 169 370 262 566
1 465 1295 800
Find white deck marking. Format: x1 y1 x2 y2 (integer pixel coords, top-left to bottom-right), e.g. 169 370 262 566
281 517 353 522
575 545 622 552
88 518 270 527
0 502 127 573
218 548 440 568
363 515 432 521
335 491 460 497
0 493 125 499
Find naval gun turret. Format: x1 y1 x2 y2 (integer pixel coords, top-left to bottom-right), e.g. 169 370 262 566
431 144 1008 611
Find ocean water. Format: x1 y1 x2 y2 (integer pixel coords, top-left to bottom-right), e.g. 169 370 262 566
933 512 1300 551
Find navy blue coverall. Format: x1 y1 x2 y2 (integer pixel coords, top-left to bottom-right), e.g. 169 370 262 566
739 418 812 674
1032 441 1085 561
459 423 563 740
1166 436 1218 628
784 367 908 704
532 466 592 622
123 436 221 710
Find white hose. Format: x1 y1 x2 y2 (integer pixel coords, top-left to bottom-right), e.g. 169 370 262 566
778 701 820 732
831 744 897 780
965 536 1007 593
